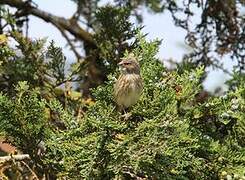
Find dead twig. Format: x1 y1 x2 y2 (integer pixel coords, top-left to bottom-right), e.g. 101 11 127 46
0 154 30 163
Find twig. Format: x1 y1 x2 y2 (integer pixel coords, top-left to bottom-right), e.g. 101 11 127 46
56 24 82 60
20 161 39 180
210 61 233 76
0 154 30 163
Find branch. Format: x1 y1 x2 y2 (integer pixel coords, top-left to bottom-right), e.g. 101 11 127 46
0 0 96 47
0 154 30 163
210 61 233 76
20 161 39 179
56 24 82 59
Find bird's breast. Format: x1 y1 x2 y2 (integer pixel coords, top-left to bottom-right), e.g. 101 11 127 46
114 74 143 108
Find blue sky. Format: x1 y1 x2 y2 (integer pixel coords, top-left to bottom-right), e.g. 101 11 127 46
28 0 232 92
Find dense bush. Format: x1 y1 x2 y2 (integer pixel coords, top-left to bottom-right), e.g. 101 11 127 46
1 32 244 179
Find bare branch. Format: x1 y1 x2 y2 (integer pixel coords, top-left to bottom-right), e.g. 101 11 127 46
20 161 39 179
0 0 96 47
56 24 82 60
0 154 30 163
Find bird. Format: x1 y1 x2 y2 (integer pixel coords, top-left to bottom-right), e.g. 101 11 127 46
114 54 143 114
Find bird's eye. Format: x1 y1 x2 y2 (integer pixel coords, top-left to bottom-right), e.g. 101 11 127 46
124 62 130 65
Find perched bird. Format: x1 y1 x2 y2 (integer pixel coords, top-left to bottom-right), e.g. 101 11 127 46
114 54 143 111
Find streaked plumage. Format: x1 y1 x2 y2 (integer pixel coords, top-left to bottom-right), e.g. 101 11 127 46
114 55 143 109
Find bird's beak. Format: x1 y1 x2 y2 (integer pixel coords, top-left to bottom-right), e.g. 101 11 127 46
118 61 124 66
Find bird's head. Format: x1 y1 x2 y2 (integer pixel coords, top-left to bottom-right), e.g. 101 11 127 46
118 55 140 75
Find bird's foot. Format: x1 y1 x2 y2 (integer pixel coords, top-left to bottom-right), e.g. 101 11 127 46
121 112 132 120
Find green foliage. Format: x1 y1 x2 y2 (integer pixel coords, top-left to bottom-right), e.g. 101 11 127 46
19 36 243 179
0 31 83 98
0 81 49 154
94 5 140 72
46 41 66 84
